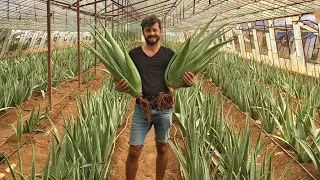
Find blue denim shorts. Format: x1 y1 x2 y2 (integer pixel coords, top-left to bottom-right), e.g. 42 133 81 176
129 103 172 147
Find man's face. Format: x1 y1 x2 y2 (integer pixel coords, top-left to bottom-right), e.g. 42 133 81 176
142 22 162 45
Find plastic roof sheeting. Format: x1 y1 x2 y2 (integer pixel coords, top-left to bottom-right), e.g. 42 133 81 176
0 0 97 31
167 0 320 31
0 0 177 31
1 0 320 32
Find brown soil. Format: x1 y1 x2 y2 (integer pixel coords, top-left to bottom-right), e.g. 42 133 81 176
108 99 181 180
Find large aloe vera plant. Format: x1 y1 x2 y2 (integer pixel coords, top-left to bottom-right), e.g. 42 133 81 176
165 17 234 89
85 22 142 98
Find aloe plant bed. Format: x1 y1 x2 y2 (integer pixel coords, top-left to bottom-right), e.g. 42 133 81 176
0 65 107 167
0 48 319 180
204 52 320 170
0 63 107 148
0 71 318 179
0 47 95 111
199 77 320 179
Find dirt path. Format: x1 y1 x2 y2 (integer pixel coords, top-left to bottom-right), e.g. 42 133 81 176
108 99 181 180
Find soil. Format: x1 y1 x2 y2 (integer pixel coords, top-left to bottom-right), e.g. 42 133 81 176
0 65 319 180
108 99 181 180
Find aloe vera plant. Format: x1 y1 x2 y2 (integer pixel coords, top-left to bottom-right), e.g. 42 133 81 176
23 105 49 133
165 17 234 89
82 72 95 84
85 22 142 98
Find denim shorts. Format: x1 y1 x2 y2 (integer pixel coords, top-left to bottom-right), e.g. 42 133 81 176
129 103 172 147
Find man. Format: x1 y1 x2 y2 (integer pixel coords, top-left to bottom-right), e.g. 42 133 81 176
114 15 194 180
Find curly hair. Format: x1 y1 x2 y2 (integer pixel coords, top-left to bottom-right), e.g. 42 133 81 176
140 15 162 30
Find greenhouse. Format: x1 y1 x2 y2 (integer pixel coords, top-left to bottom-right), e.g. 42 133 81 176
1 0 320 179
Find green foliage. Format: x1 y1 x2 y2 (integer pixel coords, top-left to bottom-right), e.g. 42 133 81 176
0 47 95 110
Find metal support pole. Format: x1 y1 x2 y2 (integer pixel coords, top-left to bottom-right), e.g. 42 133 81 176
285 19 292 70
112 1 114 36
47 0 52 110
122 0 124 36
126 0 128 39
164 16 167 45
94 0 97 75
77 0 81 88
7 0 9 20
105 0 107 38
117 0 120 38
193 0 195 14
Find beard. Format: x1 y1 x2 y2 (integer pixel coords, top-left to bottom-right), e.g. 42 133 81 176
144 35 160 45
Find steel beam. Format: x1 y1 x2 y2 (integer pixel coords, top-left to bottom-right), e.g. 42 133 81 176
102 0 147 14
80 0 105 7
118 0 171 16
94 0 97 75
77 0 81 88
48 0 117 20
122 6 172 21
47 0 53 110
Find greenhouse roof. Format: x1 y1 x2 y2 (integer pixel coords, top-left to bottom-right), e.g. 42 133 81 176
1 0 320 32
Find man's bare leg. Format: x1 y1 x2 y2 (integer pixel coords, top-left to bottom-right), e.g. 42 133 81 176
156 142 168 180
126 145 142 180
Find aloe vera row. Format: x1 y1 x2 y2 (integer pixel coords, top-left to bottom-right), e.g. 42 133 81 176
205 52 320 168
171 82 293 179
0 48 94 111
6 80 130 179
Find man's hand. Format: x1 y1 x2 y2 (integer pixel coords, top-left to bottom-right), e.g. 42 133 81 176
113 78 129 92
183 72 195 87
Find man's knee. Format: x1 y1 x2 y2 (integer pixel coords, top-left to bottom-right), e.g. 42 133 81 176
128 145 142 159
156 142 168 155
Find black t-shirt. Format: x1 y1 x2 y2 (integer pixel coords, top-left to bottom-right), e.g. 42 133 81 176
129 46 175 106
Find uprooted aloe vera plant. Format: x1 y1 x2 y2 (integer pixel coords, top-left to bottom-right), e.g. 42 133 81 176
165 16 234 89
84 21 142 98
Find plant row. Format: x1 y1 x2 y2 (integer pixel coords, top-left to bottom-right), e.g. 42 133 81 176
5 79 130 179
171 82 291 179
0 47 95 111
205 52 320 168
